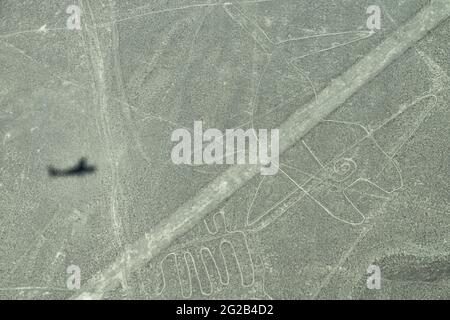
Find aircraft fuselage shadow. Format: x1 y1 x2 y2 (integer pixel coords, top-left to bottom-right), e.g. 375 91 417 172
48 158 97 177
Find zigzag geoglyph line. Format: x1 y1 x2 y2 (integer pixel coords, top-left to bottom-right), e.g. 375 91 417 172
156 211 256 298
